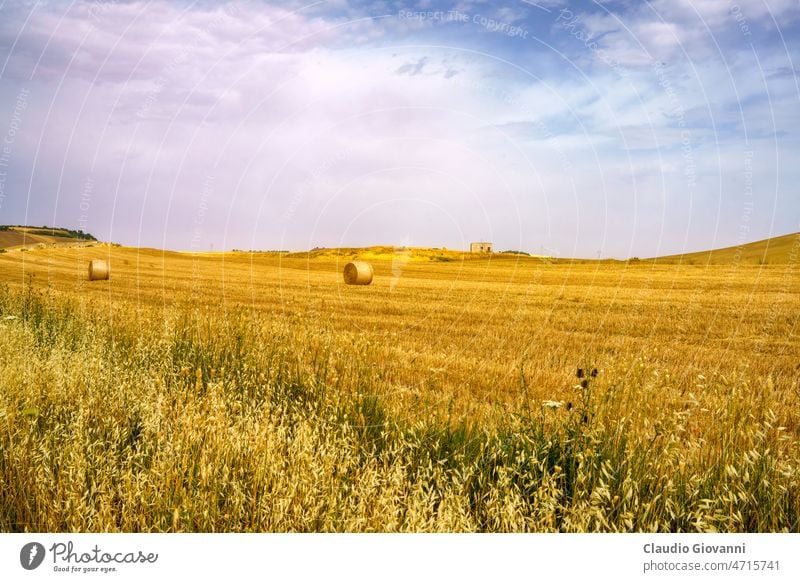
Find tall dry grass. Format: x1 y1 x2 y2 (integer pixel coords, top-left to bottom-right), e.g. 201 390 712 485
0 253 798 532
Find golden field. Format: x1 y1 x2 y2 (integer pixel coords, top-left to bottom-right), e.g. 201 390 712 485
0 239 799 532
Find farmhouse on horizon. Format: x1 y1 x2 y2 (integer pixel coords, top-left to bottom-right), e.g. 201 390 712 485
470 241 493 253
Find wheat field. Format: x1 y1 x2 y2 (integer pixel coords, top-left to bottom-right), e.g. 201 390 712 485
0 242 798 532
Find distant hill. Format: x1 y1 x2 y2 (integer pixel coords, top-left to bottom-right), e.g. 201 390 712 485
648 232 800 264
0 225 97 250
281 246 538 262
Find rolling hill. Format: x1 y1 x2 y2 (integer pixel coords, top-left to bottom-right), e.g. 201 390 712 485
0 225 97 250
280 246 533 262
649 231 799 264
2 225 797 265
278 232 800 265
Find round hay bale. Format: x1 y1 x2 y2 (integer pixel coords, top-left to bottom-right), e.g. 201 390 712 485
88 259 110 281
343 261 373 285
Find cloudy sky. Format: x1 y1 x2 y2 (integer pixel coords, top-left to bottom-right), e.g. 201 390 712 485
0 0 797 257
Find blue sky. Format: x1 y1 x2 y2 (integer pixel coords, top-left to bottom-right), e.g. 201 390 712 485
0 0 797 258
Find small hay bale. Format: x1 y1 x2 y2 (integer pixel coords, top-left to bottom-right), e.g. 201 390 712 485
343 261 373 285
88 259 110 281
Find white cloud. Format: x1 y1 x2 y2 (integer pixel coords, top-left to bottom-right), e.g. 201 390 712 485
0 0 796 257
558 0 800 68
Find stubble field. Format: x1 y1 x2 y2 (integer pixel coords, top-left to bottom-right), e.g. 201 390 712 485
0 242 798 532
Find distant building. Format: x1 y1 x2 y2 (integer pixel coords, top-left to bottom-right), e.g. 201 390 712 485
470 242 493 253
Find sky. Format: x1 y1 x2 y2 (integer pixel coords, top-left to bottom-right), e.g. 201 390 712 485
0 0 797 258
